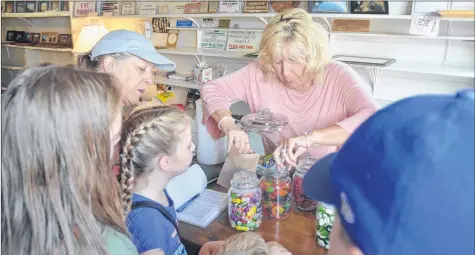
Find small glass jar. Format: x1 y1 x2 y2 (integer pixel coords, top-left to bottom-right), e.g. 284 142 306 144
315 202 335 249
260 167 292 219
292 155 318 212
228 171 262 231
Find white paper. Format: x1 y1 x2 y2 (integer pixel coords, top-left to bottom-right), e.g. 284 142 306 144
176 189 228 228
139 2 157 15
166 164 207 209
121 2 135 15
202 18 219 28
200 31 228 50
74 1 96 16
219 0 241 12
226 31 262 52
409 16 440 37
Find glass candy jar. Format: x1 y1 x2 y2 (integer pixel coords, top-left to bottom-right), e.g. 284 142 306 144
260 167 292 219
292 155 318 212
315 202 336 249
228 171 262 231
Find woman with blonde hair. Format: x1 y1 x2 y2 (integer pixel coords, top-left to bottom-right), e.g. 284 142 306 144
201 8 379 165
1 65 138 255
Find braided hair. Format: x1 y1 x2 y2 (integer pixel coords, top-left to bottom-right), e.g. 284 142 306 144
119 105 191 215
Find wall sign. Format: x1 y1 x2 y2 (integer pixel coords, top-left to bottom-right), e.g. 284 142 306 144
226 31 261 51
74 1 97 16
121 1 135 15
200 31 228 50
139 2 156 15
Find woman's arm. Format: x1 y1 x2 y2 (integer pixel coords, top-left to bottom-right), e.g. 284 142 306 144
201 63 253 139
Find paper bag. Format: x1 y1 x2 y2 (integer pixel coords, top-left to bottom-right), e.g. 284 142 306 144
217 147 260 189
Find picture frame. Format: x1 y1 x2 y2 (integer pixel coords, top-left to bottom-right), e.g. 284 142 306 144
5 1 15 13
40 32 59 44
15 31 25 42
26 1 36 12
23 32 33 43
59 34 71 45
350 1 389 14
38 1 50 12
6 31 17 41
51 1 60 11
32 33 41 44
308 1 348 13
61 1 70 11
16 1 26 13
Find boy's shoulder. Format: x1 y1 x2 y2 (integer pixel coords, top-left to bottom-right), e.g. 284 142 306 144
102 226 139 255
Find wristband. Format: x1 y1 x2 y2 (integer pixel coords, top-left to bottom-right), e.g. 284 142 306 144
218 116 235 131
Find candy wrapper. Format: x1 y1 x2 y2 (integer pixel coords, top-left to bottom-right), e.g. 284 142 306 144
316 202 335 249
256 154 276 179
229 190 262 231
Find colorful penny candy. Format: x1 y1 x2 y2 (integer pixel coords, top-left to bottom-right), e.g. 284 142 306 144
315 202 335 249
291 175 318 212
228 171 262 232
260 179 292 219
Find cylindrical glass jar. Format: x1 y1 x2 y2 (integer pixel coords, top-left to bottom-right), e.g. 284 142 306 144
260 167 292 219
228 171 262 231
292 156 318 212
315 202 335 249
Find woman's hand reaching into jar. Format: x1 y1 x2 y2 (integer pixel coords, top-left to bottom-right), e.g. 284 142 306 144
273 134 311 168
220 118 252 154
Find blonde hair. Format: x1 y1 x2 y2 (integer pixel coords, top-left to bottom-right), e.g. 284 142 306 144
258 8 330 81
119 106 191 214
218 233 268 255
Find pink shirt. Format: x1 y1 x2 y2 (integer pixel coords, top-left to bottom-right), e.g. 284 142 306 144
201 60 379 160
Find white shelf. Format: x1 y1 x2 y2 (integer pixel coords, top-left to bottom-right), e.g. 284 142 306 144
352 62 474 78
2 11 71 18
154 76 200 90
1 65 24 70
165 27 264 32
2 43 73 52
384 62 474 78
73 13 473 21
157 47 255 59
331 32 475 41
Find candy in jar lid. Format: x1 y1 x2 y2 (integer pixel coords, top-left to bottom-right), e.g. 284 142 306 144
239 108 289 133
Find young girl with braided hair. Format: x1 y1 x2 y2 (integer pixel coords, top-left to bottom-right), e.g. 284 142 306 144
119 105 195 255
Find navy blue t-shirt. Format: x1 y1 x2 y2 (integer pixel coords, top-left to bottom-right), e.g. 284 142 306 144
127 192 187 255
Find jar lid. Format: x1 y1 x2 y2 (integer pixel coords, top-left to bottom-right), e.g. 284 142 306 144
230 170 260 189
239 108 289 133
296 154 317 174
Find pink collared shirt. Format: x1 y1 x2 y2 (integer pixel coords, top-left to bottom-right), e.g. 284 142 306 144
201 60 379 159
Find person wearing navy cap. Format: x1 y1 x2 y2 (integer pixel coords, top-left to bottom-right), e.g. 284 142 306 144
303 90 474 255
77 29 176 107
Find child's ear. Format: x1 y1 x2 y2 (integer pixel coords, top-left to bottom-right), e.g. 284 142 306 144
158 156 169 171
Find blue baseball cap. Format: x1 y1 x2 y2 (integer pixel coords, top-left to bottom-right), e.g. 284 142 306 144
91 29 175 71
304 90 474 255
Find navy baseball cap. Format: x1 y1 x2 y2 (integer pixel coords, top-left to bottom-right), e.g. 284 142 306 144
91 30 175 71
304 90 474 255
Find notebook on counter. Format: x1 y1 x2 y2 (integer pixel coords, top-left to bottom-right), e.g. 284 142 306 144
166 164 228 228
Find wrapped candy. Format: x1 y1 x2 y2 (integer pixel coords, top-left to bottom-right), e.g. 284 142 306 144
260 168 292 219
315 202 335 249
228 171 262 231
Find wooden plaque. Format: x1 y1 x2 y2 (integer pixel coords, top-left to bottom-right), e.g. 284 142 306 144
332 19 370 32
243 1 268 13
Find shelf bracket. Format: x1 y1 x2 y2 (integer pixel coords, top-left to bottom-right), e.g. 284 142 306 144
314 17 331 31
367 67 378 94
52 52 57 60
18 17 35 27
185 17 200 28
257 17 268 25
8 70 13 77
6 47 11 59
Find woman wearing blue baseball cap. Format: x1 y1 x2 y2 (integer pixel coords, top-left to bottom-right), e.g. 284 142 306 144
77 30 175 109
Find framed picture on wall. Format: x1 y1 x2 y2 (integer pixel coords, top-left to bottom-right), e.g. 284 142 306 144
6 31 17 41
350 1 389 14
308 1 348 13
38 1 49 12
32 33 41 44
15 31 25 42
40 32 59 44
5 1 15 13
59 34 71 45
26 1 36 12
23 32 33 43
16 1 26 13
51 1 60 11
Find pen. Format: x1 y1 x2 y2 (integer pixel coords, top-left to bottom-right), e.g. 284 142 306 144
176 194 200 212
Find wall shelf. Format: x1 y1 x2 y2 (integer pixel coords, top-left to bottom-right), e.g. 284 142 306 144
73 13 474 22
157 47 255 59
2 43 73 52
165 27 264 32
1 12 71 18
1 65 24 70
154 76 200 90
330 32 475 41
